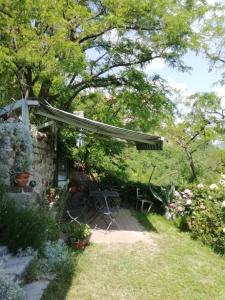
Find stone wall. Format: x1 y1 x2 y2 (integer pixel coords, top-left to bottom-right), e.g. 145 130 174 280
0 121 56 207
30 126 56 196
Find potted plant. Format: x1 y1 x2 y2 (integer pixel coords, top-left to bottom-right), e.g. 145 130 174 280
0 121 33 187
14 156 32 187
63 223 91 249
13 124 33 187
68 178 79 193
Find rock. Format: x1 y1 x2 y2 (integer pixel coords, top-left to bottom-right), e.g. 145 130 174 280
2 255 34 280
0 246 8 257
23 280 50 300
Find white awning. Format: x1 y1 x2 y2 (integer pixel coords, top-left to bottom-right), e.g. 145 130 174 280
36 101 163 150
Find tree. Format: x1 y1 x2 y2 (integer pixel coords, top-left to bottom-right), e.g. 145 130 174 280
0 0 211 130
165 93 221 181
199 2 225 84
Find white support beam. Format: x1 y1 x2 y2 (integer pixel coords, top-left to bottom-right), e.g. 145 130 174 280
37 120 56 130
21 99 30 129
27 100 40 107
0 99 39 117
0 100 23 116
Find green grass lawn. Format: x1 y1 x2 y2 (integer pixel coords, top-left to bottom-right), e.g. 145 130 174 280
43 214 225 300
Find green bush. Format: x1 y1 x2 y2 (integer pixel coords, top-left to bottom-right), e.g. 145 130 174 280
24 240 75 283
62 223 90 243
0 198 59 253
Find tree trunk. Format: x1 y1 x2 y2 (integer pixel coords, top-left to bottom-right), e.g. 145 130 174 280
184 147 197 181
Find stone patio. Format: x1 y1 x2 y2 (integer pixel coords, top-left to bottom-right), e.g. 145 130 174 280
90 208 155 245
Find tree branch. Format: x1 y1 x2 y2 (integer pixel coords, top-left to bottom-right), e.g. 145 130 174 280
0 8 12 17
93 54 162 78
78 27 112 44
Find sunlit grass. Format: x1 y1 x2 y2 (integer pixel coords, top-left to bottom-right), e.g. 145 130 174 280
45 214 225 300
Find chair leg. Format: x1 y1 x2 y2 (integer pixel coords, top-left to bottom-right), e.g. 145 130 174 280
147 203 153 214
67 210 81 225
141 201 144 212
112 217 119 229
106 220 112 231
69 217 81 225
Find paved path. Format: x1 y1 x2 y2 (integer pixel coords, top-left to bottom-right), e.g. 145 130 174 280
90 209 156 245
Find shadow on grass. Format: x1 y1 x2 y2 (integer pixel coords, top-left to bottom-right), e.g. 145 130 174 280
41 248 84 300
135 211 158 233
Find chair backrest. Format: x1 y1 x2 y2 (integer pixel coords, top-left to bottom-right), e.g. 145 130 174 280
136 187 143 200
90 190 106 210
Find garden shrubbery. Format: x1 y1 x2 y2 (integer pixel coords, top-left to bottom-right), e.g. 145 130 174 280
169 176 225 254
0 273 25 300
24 240 75 284
0 196 59 253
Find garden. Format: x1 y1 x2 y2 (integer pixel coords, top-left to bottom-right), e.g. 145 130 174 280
1 0 225 299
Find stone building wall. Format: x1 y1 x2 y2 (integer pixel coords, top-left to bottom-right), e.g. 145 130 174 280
30 126 56 196
0 121 56 207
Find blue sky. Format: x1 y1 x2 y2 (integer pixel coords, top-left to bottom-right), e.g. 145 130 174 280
145 50 225 109
147 51 222 93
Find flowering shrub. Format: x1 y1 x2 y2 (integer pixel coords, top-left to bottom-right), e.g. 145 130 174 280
0 273 25 300
170 175 225 254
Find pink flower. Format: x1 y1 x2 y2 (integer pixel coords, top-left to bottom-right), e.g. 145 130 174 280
186 199 192 206
174 191 182 200
221 173 225 180
197 183 204 189
177 206 184 212
169 203 176 209
199 203 206 210
209 184 218 190
183 189 193 198
181 192 188 199
219 179 225 186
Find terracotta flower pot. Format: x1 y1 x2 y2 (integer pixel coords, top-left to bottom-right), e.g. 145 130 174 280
69 186 77 193
71 239 89 249
15 172 30 187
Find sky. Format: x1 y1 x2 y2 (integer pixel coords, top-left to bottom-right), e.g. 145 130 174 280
145 51 225 108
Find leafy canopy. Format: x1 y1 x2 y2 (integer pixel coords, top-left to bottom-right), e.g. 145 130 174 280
0 0 209 123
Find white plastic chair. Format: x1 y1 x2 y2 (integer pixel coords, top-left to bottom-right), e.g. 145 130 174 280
136 187 153 213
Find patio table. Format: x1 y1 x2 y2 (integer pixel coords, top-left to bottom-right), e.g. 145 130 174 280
89 189 120 230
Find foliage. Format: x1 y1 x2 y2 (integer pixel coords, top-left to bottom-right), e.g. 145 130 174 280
149 184 175 208
200 2 225 85
0 121 33 182
0 273 25 300
63 223 90 243
170 177 225 254
0 197 59 253
0 0 210 113
24 240 75 285
41 249 81 300
163 92 221 182
37 240 74 274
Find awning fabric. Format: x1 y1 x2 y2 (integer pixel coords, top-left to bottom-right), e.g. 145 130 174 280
36 102 163 150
